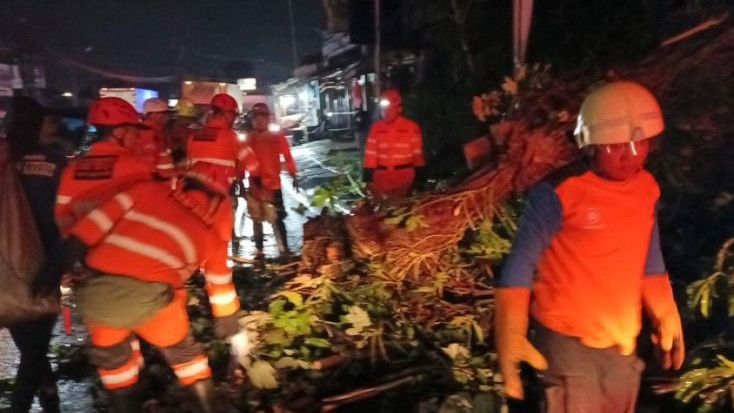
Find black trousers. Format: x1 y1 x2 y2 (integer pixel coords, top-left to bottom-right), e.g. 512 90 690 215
531 322 643 413
252 190 288 253
8 315 59 412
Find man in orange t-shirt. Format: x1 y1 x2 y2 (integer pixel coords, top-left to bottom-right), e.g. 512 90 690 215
495 82 684 412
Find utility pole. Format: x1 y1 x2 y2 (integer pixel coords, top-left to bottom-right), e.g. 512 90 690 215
287 0 299 69
374 0 381 99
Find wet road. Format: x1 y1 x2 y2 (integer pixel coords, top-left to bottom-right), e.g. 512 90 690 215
0 139 358 412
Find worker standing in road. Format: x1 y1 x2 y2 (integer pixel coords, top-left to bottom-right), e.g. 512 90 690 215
55 97 153 237
48 164 243 413
363 89 425 198
495 81 685 413
245 103 298 260
186 93 260 257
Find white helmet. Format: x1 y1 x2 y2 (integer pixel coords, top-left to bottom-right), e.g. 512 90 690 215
574 81 664 148
143 98 168 115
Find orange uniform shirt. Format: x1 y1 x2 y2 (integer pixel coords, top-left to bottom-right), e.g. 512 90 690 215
247 131 297 190
364 115 425 169
186 116 259 184
55 141 153 237
70 182 240 318
500 166 664 352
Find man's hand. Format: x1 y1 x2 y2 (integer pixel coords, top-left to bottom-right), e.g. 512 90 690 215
651 312 685 370
498 334 548 399
495 288 548 400
643 275 685 370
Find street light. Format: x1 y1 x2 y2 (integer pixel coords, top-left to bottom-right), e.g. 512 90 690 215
62 91 73 98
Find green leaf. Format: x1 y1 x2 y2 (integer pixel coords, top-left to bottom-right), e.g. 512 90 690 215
304 337 331 348
246 360 279 389
279 291 304 308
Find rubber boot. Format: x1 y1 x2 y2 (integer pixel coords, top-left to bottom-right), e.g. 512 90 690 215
38 379 60 413
273 218 291 258
186 379 217 413
107 386 139 413
253 220 264 252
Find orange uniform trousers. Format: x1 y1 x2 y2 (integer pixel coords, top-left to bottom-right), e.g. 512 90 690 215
87 289 211 390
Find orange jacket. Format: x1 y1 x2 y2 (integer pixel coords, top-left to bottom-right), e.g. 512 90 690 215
247 131 297 190
55 140 153 237
70 181 240 318
364 115 425 169
186 116 259 184
137 119 176 178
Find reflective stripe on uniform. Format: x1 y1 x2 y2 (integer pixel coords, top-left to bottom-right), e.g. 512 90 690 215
105 234 185 270
173 355 211 386
189 157 236 167
98 358 139 389
205 271 233 285
56 195 72 205
209 290 238 306
114 193 134 210
125 211 196 263
88 210 114 233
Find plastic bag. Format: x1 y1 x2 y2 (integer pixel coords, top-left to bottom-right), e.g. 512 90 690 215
0 157 59 327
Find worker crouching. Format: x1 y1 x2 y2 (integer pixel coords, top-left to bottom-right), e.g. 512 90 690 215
48 164 243 413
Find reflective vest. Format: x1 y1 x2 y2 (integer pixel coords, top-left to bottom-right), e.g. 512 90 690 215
70 181 240 318
247 131 297 190
364 115 425 169
186 116 259 184
55 140 152 237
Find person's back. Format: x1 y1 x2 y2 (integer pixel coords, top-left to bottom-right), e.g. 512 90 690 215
56 140 151 236
65 177 241 412
55 97 153 237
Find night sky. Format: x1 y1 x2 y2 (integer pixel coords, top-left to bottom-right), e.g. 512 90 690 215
0 0 326 87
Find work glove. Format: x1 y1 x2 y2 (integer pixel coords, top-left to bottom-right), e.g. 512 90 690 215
362 168 374 183
495 288 548 400
643 275 685 370
214 313 241 340
291 175 300 192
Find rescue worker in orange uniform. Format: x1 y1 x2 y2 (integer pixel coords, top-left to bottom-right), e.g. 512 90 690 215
246 103 298 259
55 97 153 237
47 163 243 413
186 93 259 186
187 93 259 258
137 98 176 179
495 81 684 412
363 89 425 198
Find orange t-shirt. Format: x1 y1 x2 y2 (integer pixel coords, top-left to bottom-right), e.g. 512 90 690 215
500 165 664 352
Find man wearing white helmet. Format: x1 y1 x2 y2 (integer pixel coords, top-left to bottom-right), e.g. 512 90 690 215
494 81 684 412
138 98 176 179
